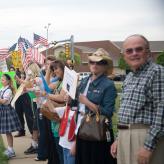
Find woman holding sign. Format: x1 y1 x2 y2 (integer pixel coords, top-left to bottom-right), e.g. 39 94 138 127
74 48 117 164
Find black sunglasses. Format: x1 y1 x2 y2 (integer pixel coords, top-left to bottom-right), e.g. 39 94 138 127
124 46 146 55
89 60 108 65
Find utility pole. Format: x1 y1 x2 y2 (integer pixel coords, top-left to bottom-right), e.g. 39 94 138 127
51 35 74 61
70 35 74 62
44 23 51 57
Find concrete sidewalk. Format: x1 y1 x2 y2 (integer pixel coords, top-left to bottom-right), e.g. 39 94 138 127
2 131 47 164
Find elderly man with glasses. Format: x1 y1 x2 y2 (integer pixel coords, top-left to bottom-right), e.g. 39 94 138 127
111 34 164 164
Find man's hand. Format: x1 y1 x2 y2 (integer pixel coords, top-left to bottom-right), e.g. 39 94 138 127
137 147 152 164
111 140 118 158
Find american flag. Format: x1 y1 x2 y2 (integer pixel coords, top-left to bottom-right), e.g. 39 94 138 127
23 48 32 71
9 43 17 52
18 37 33 71
0 48 10 60
18 37 32 51
0 43 17 60
34 33 48 46
26 48 45 65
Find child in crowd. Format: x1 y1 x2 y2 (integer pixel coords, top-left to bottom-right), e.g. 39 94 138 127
0 74 22 158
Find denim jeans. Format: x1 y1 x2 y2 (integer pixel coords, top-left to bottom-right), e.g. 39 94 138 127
63 148 75 164
36 109 48 159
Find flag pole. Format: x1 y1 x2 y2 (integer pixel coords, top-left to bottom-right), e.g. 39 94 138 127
44 23 51 58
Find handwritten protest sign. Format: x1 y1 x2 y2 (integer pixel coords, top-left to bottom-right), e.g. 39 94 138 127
62 66 78 99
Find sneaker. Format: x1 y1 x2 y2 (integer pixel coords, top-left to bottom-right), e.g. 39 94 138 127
4 149 16 158
34 157 47 161
24 145 38 155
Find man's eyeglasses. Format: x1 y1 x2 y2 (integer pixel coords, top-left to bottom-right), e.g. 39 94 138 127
124 46 146 55
89 60 108 65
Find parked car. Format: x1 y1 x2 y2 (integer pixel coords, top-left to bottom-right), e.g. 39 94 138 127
108 74 126 81
78 72 91 81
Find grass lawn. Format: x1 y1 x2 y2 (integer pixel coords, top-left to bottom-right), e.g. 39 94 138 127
112 82 122 137
0 135 8 164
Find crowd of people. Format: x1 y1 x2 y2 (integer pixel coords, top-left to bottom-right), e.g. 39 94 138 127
0 34 163 164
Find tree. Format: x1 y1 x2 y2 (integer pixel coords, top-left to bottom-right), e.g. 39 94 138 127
74 53 81 65
118 56 130 70
156 51 164 66
57 51 81 65
57 51 66 61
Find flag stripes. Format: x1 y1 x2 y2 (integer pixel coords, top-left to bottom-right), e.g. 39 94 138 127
1 36 46 71
34 33 48 46
26 48 45 65
0 48 9 55
0 48 10 60
23 51 32 71
18 37 33 71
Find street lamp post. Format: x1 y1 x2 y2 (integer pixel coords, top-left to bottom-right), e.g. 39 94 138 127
44 23 51 57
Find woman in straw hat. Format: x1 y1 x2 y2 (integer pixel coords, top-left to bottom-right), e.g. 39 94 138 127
71 48 117 164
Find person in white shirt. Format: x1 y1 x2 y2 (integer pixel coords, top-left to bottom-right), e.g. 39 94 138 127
0 74 22 158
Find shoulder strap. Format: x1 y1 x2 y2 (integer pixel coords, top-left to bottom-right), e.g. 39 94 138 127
57 81 63 92
0 87 10 99
54 81 62 94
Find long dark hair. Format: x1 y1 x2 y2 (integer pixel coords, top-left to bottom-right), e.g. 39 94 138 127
3 74 16 95
50 60 66 80
50 60 65 72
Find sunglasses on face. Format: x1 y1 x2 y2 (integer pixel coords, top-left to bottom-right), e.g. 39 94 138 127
124 46 146 55
89 60 108 65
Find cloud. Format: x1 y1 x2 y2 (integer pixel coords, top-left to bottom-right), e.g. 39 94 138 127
0 0 164 47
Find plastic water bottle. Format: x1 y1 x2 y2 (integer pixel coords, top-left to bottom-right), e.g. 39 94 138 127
106 130 111 142
39 112 43 120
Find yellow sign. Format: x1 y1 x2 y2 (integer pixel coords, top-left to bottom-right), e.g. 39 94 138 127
11 51 22 69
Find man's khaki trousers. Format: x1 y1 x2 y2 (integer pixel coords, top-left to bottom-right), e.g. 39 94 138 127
117 127 164 164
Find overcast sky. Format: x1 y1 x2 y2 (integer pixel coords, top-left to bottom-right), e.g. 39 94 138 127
0 0 164 48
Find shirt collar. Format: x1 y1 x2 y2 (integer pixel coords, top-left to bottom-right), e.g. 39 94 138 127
1 85 9 91
132 58 152 75
90 74 106 87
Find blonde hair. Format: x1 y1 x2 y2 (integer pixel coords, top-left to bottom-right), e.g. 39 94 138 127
27 63 41 79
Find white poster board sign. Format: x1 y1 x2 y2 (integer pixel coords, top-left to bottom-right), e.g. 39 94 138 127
62 66 78 99
0 59 8 72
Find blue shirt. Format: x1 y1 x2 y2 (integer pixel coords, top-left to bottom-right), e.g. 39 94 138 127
77 74 117 119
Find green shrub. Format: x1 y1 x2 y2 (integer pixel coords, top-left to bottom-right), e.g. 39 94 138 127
112 82 122 137
0 135 8 164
